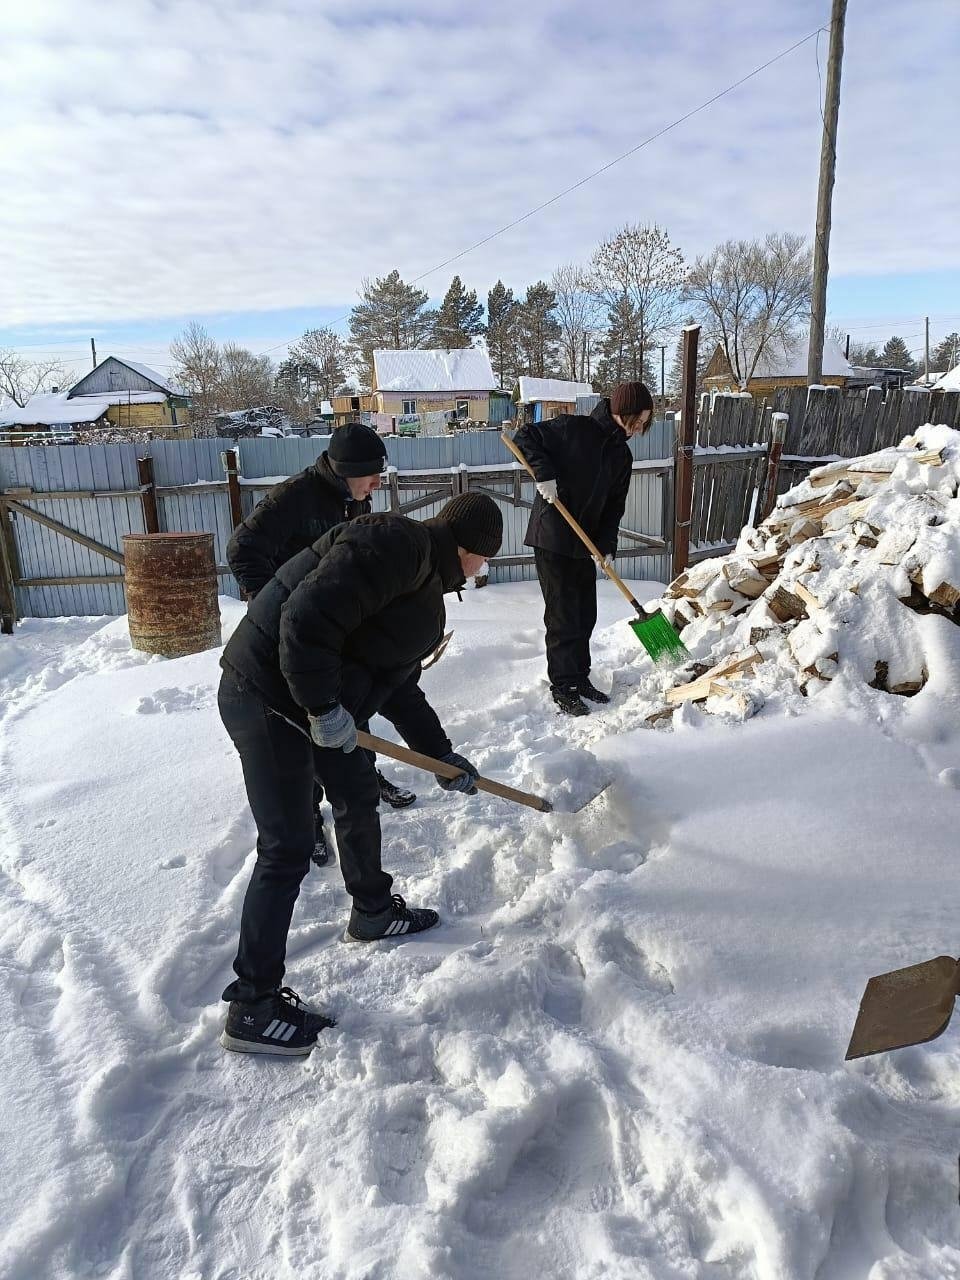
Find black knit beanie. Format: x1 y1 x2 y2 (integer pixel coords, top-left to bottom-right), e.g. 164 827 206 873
436 493 503 558
610 381 654 417
327 423 387 477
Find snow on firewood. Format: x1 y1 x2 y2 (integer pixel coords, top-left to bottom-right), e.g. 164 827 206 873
640 424 960 726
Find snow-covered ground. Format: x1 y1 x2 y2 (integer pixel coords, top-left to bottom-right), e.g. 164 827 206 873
1 580 959 1280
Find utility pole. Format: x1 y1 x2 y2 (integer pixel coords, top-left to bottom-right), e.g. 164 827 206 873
925 316 930 383
808 0 848 384
90 338 98 370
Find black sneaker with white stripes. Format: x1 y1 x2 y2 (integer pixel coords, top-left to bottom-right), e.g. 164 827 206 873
377 770 417 809
344 893 439 943
220 986 335 1057
311 815 330 868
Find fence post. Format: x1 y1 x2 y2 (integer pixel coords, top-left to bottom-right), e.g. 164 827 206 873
672 325 699 578
222 449 243 529
760 413 788 522
137 455 160 534
0 499 19 634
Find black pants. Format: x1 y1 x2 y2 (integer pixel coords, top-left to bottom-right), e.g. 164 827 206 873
218 671 391 1002
534 547 598 687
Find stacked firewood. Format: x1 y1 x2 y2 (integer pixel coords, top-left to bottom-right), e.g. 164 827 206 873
644 425 960 725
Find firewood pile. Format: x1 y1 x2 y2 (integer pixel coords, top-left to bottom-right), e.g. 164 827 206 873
642 424 960 726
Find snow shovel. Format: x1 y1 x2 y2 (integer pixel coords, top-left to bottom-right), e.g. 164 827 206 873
269 707 555 813
845 954 960 1060
501 432 687 664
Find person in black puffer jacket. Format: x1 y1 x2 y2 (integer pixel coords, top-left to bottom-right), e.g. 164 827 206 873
514 383 654 716
227 422 416 863
217 493 504 1057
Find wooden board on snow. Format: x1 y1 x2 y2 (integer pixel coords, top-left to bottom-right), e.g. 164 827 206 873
665 648 763 706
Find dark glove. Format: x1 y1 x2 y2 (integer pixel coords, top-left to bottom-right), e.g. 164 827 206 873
308 705 358 753
435 751 479 795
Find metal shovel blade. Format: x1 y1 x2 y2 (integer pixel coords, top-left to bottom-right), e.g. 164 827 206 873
629 610 689 664
845 954 960 1060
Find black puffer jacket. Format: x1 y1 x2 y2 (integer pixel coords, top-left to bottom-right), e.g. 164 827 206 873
227 453 370 598
514 399 633 559
221 513 464 758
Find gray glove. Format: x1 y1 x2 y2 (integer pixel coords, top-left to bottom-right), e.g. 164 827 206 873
308 705 357 753
435 751 479 795
536 478 558 503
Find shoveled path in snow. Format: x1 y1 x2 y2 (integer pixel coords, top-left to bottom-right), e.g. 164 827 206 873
0 585 958 1279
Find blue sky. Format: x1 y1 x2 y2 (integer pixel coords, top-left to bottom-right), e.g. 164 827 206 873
3 0 958 376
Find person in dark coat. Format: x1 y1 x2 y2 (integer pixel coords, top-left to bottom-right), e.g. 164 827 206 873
217 492 504 1056
514 382 654 716
227 422 416 870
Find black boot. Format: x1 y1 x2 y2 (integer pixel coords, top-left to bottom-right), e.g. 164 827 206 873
578 680 610 704
345 893 439 943
377 770 417 809
220 986 335 1057
551 685 590 716
311 814 330 867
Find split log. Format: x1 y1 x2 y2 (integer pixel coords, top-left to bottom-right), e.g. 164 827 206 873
767 585 807 622
665 647 762 705
793 581 823 612
808 466 894 490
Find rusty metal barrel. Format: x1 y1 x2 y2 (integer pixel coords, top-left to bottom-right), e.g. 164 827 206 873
122 533 221 657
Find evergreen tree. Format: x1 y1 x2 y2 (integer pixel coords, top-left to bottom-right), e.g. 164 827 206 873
879 336 916 375
349 269 438 385
515 281 561 378
847 341 880 366
289 328 346 400
594 297 656 392
433 276 484 348
486 280 519 386
275 357 320 423
932 332 960 372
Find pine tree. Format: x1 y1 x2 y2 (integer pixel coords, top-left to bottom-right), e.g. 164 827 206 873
515 281 561 378
879 336 916 375
486 280 519 386
433 276 484 349
931 332 960 372
594 298 656 392
349 270 438 385
847 341 880 366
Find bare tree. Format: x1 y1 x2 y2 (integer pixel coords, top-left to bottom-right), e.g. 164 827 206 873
170 323 223 421
219 344 275 410
684 233 812 386
0 350 74 407
551 264 599 382
289 327 347 400
589 224 686 373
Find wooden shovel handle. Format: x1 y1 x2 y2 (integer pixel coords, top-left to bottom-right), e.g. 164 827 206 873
357 729 552 813
500 431 642 616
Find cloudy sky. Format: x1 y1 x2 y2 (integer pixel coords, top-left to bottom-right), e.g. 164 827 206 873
2 0 958 372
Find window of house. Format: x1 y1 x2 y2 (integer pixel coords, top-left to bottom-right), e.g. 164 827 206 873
455 400 469 419
402 399 417 415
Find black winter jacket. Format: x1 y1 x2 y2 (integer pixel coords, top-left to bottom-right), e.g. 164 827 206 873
514 399 633 559
227 453 370 598
221 513 464 758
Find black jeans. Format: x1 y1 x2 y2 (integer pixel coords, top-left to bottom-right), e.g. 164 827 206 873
534 546 598 687
218 671 391 1002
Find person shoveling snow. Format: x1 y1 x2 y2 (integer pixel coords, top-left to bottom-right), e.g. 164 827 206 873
217 493 503 1056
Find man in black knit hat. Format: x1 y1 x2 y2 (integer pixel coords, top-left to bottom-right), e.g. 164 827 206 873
227 422 416 869
217 492 504 1056
514 382 654 716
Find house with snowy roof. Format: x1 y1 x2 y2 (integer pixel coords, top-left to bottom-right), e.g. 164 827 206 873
371 348 500 423
0 357 192 434
703 334 854 397
514 376 595 423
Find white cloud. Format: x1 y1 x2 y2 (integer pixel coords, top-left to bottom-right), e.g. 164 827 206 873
1 0 956 328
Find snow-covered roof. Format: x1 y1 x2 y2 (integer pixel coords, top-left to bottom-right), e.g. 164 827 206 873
0 392 112 426
373 348 497 392
932 362 960 391
111 358 185 396
750 335 853 380
517 377 595 403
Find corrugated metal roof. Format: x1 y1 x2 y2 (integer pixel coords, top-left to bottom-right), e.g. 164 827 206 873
113 358 186 395
373 348 498 392
517 376 594 403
